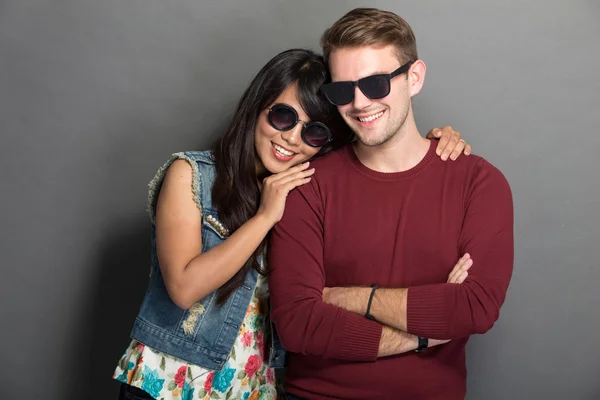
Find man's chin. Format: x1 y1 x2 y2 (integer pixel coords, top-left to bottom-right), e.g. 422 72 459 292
354 132 386 147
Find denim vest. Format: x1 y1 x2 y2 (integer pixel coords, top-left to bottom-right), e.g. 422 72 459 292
130 151 286 370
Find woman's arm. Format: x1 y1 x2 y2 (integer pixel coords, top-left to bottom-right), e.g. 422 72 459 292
155 159 314 309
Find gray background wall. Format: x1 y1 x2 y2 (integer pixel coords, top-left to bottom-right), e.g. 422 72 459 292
1 0 598 399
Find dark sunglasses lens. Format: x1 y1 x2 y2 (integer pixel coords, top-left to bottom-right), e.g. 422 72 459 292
323 83 355 106
269 106 297 130
303 123 330 147
359 75 390 99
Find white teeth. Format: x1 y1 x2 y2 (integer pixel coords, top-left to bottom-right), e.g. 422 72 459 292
273 143 294 156
358 111 384 122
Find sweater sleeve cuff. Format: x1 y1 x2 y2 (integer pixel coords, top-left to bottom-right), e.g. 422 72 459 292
406 285 450 338
336 312 382 361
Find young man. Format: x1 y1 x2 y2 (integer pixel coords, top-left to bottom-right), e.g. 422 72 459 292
268 8 514 400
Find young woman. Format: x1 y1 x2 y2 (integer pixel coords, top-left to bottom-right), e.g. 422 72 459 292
113 49 472 400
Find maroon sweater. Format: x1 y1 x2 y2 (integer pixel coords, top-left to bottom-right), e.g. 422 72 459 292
269 140 514 400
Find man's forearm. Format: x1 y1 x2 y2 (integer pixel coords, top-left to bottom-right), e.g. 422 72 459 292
378 325 416 357
323 289 448 356
378 326 450 357
323 286 408 331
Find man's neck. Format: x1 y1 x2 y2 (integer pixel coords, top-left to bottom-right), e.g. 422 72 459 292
353 118 430 173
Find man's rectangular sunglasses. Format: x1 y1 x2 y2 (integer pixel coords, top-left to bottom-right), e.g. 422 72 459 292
267 103 332 147
321 60 416 106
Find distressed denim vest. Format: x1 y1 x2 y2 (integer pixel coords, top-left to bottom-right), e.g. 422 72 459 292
130 151 286 370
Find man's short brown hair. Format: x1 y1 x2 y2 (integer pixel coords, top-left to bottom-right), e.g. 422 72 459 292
320 8 418 64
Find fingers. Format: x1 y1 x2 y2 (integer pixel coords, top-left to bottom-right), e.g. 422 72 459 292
273 167 315 188
464 143 472 156
281 176 313 194
433 128 450 157
427 127 469 161
448 139 467 161
264 168 314 198
448 253 471 283
436 126 461 161
448 138 472 160
426 128 443 140
447 253 473 284
265 161 311 184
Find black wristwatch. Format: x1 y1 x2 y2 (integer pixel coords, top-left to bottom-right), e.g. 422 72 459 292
415 336 428 352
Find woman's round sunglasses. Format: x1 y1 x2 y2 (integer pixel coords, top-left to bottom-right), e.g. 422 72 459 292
320 60 416 106
267 103 332 148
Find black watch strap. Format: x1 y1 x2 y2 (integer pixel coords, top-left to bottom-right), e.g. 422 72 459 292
415 336 428 352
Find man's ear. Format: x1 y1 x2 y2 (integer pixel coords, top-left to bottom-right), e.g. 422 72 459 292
408 60 426 97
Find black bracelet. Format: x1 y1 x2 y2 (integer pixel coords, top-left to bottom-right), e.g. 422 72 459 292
365 283 377 320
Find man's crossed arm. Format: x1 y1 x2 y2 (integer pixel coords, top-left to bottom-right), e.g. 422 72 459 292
322 254 473 357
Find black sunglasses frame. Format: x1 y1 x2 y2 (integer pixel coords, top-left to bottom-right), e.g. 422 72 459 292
267 103 333 148
321 60 416 106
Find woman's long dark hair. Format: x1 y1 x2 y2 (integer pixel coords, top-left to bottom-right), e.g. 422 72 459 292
211 49 349 305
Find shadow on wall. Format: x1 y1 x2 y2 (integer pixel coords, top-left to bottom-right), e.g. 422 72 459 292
68 215 151 400
58 97 230 398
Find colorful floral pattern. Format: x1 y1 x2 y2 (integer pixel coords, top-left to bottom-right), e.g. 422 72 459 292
113 276 277 400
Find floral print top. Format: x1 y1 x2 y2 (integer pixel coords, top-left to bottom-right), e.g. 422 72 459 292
113 276 277 400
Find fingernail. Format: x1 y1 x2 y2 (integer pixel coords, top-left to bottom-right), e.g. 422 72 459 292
441 154 448 161
450 155 457 161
